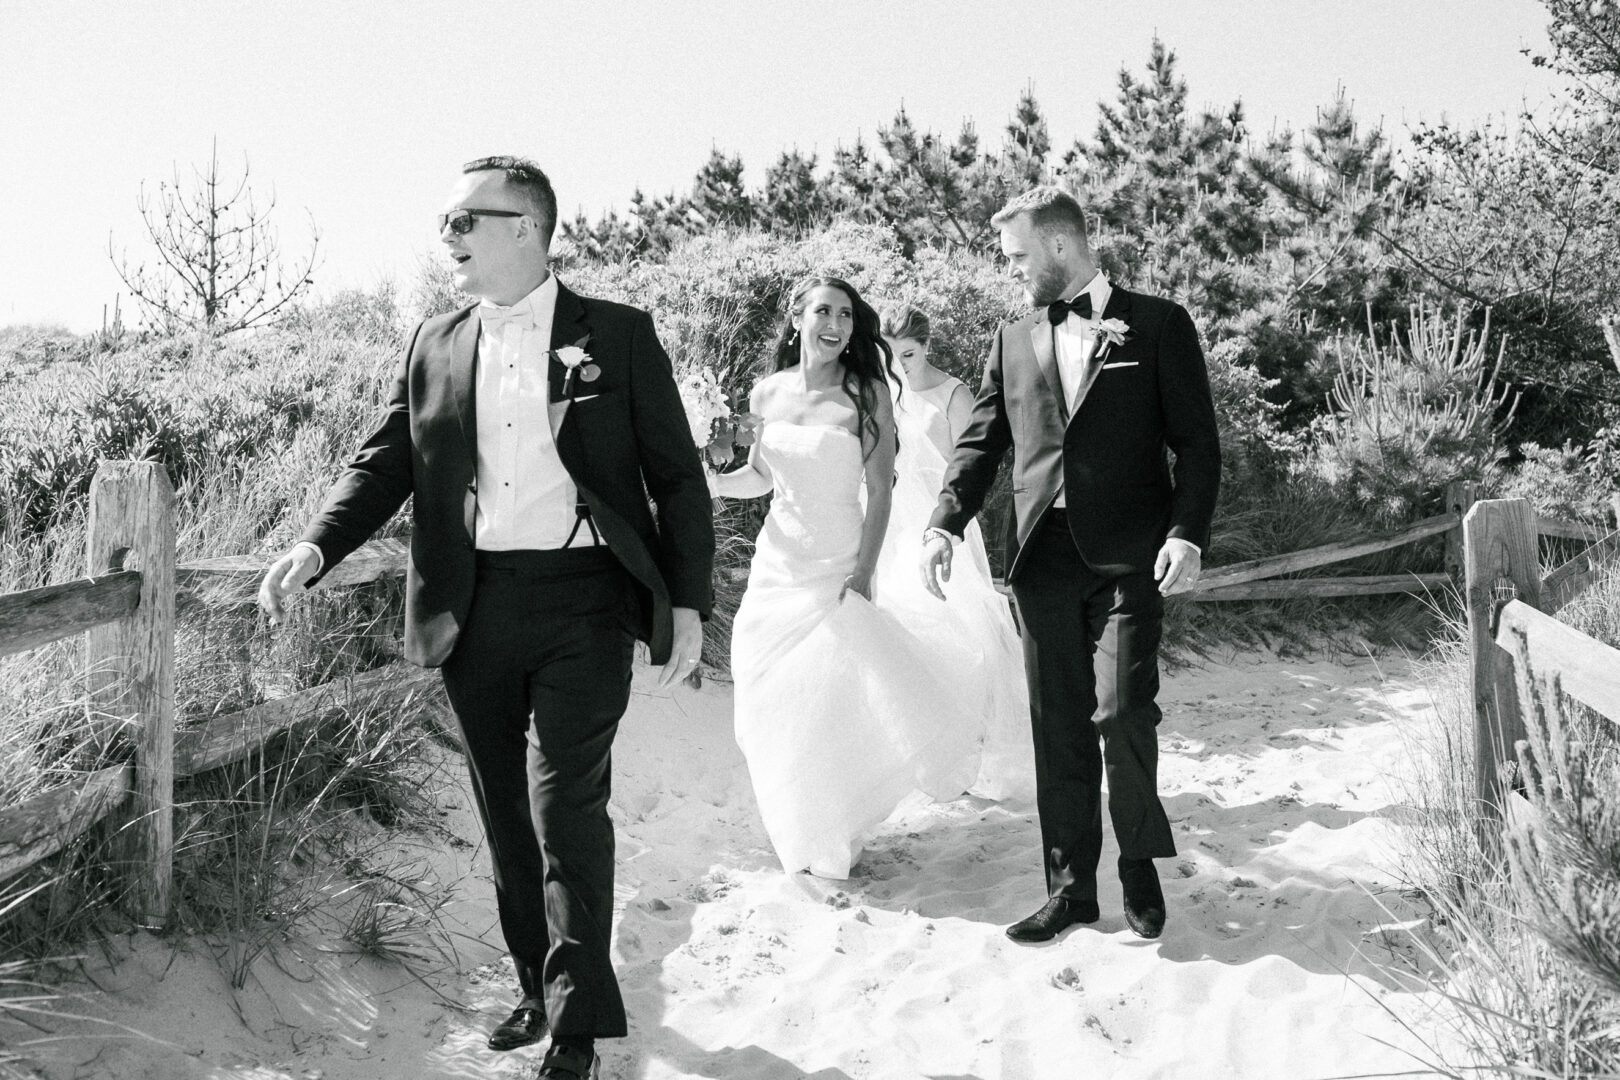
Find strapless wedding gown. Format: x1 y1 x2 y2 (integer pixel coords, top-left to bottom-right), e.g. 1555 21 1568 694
730 421 979 879
874 377 1035 802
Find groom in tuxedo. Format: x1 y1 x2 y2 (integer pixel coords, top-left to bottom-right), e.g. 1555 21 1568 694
258 156 714 1078
920 187 1219 942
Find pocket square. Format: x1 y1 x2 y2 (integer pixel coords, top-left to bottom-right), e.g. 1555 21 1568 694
570 393 603 403
1101 361 1139 370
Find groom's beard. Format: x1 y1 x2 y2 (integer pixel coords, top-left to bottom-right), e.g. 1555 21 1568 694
1027 263 1070 307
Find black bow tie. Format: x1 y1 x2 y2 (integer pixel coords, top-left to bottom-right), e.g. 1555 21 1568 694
1046 294 1092 324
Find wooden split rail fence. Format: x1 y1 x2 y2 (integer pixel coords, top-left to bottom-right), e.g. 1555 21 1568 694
0 462 436 929
1462 497 1620 836
1 462 1616 927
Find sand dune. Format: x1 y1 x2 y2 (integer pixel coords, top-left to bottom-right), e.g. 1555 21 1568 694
9 649 1449 1080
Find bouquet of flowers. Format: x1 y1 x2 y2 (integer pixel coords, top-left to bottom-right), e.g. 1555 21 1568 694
676 366 760 469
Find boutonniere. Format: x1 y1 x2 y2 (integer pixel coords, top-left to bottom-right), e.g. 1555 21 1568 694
1088 317 1132 364
1095 318 1131 347
551 335 599 398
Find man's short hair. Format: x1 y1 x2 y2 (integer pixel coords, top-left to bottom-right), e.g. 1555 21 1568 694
991 186 1089 244
463 155 558 247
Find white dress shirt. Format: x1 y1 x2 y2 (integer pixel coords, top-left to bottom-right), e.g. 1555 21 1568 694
1052 271 1112 510
294 276 593 576
473 274 596 550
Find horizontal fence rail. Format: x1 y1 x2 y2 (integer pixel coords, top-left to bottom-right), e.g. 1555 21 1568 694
0 572 143 660
1541 531 1620 615
177 536 408 599
173 663 438 776
1193 512 1461 594
1190 572 1450 602
1496 599 1620 723
0 766 133 882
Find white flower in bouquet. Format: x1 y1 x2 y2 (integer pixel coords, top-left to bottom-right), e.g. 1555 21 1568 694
676 366 731 451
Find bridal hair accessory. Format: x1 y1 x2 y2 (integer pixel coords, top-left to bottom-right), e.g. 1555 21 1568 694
552 336 598 396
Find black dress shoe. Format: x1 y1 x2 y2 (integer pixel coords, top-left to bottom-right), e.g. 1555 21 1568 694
538 1041 601 1079
1120 856 1166 939
487 1004 546 1051
1005 897 1100 942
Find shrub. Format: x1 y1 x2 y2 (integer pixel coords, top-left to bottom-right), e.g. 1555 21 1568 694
1308 302 1517 525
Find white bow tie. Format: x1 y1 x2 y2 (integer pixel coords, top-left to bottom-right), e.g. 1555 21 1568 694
480 304 535 330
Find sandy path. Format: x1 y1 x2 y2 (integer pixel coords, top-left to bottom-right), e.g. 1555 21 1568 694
9 650 1445 1080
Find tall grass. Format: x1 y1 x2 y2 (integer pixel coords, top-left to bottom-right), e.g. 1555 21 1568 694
1399 560 1620 1076
0 287 458 1035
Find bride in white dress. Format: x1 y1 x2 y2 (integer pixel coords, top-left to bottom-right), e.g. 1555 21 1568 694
710 276 979 879
874 304 1035 802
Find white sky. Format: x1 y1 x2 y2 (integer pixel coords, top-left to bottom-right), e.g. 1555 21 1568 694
1 0 1558 331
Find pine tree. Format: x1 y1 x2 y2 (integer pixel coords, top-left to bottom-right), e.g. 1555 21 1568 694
759 150 830 233
688 149 755 230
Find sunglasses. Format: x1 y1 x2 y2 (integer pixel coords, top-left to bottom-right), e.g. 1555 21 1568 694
438 208 525 236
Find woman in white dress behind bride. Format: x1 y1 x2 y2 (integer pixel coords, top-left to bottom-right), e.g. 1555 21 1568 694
710 276 979 879
874 303 1035 802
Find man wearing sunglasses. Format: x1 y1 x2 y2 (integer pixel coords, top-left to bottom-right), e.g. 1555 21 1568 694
258 155 715 1080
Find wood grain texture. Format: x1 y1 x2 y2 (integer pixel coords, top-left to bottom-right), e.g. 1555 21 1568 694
1197 512 1459 591
85 461 175 928
1541 531 1620 614
174 663 440 776
1462 499 1542 831
0 572 141 659
1536 513 1609 541
0 766 132 882
176 536 408 605
1188 573 1450 602
1496 600 1620 724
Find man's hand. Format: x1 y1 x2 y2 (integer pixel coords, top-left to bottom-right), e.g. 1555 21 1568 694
658 606 704 689
919 532 954 601
258 544 322 625
1154 538 1202 597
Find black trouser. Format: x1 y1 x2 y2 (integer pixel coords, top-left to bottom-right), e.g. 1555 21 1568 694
1010 510 1177 904
440 546 636 1039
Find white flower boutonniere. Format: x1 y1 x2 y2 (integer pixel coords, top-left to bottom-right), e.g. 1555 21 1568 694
1095 318 1131 348
551 336 599 397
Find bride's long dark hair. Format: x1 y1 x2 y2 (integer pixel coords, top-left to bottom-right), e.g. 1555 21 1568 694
770 275 898 457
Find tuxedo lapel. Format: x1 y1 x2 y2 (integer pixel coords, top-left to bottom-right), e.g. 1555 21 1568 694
447 312 480 546
1066 286 1134 422
449 311 479 459
1027 314 1068 424
548 281 590 446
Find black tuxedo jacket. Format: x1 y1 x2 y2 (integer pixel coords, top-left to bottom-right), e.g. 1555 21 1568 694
299 281 715 667
930 284 1220 581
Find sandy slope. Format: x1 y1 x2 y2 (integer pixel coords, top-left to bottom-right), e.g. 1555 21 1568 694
8 649 1448 1080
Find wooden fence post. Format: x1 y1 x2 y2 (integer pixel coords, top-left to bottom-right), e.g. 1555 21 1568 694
1462 499 1541 841
1444 480 1477 585
85 461 175 928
